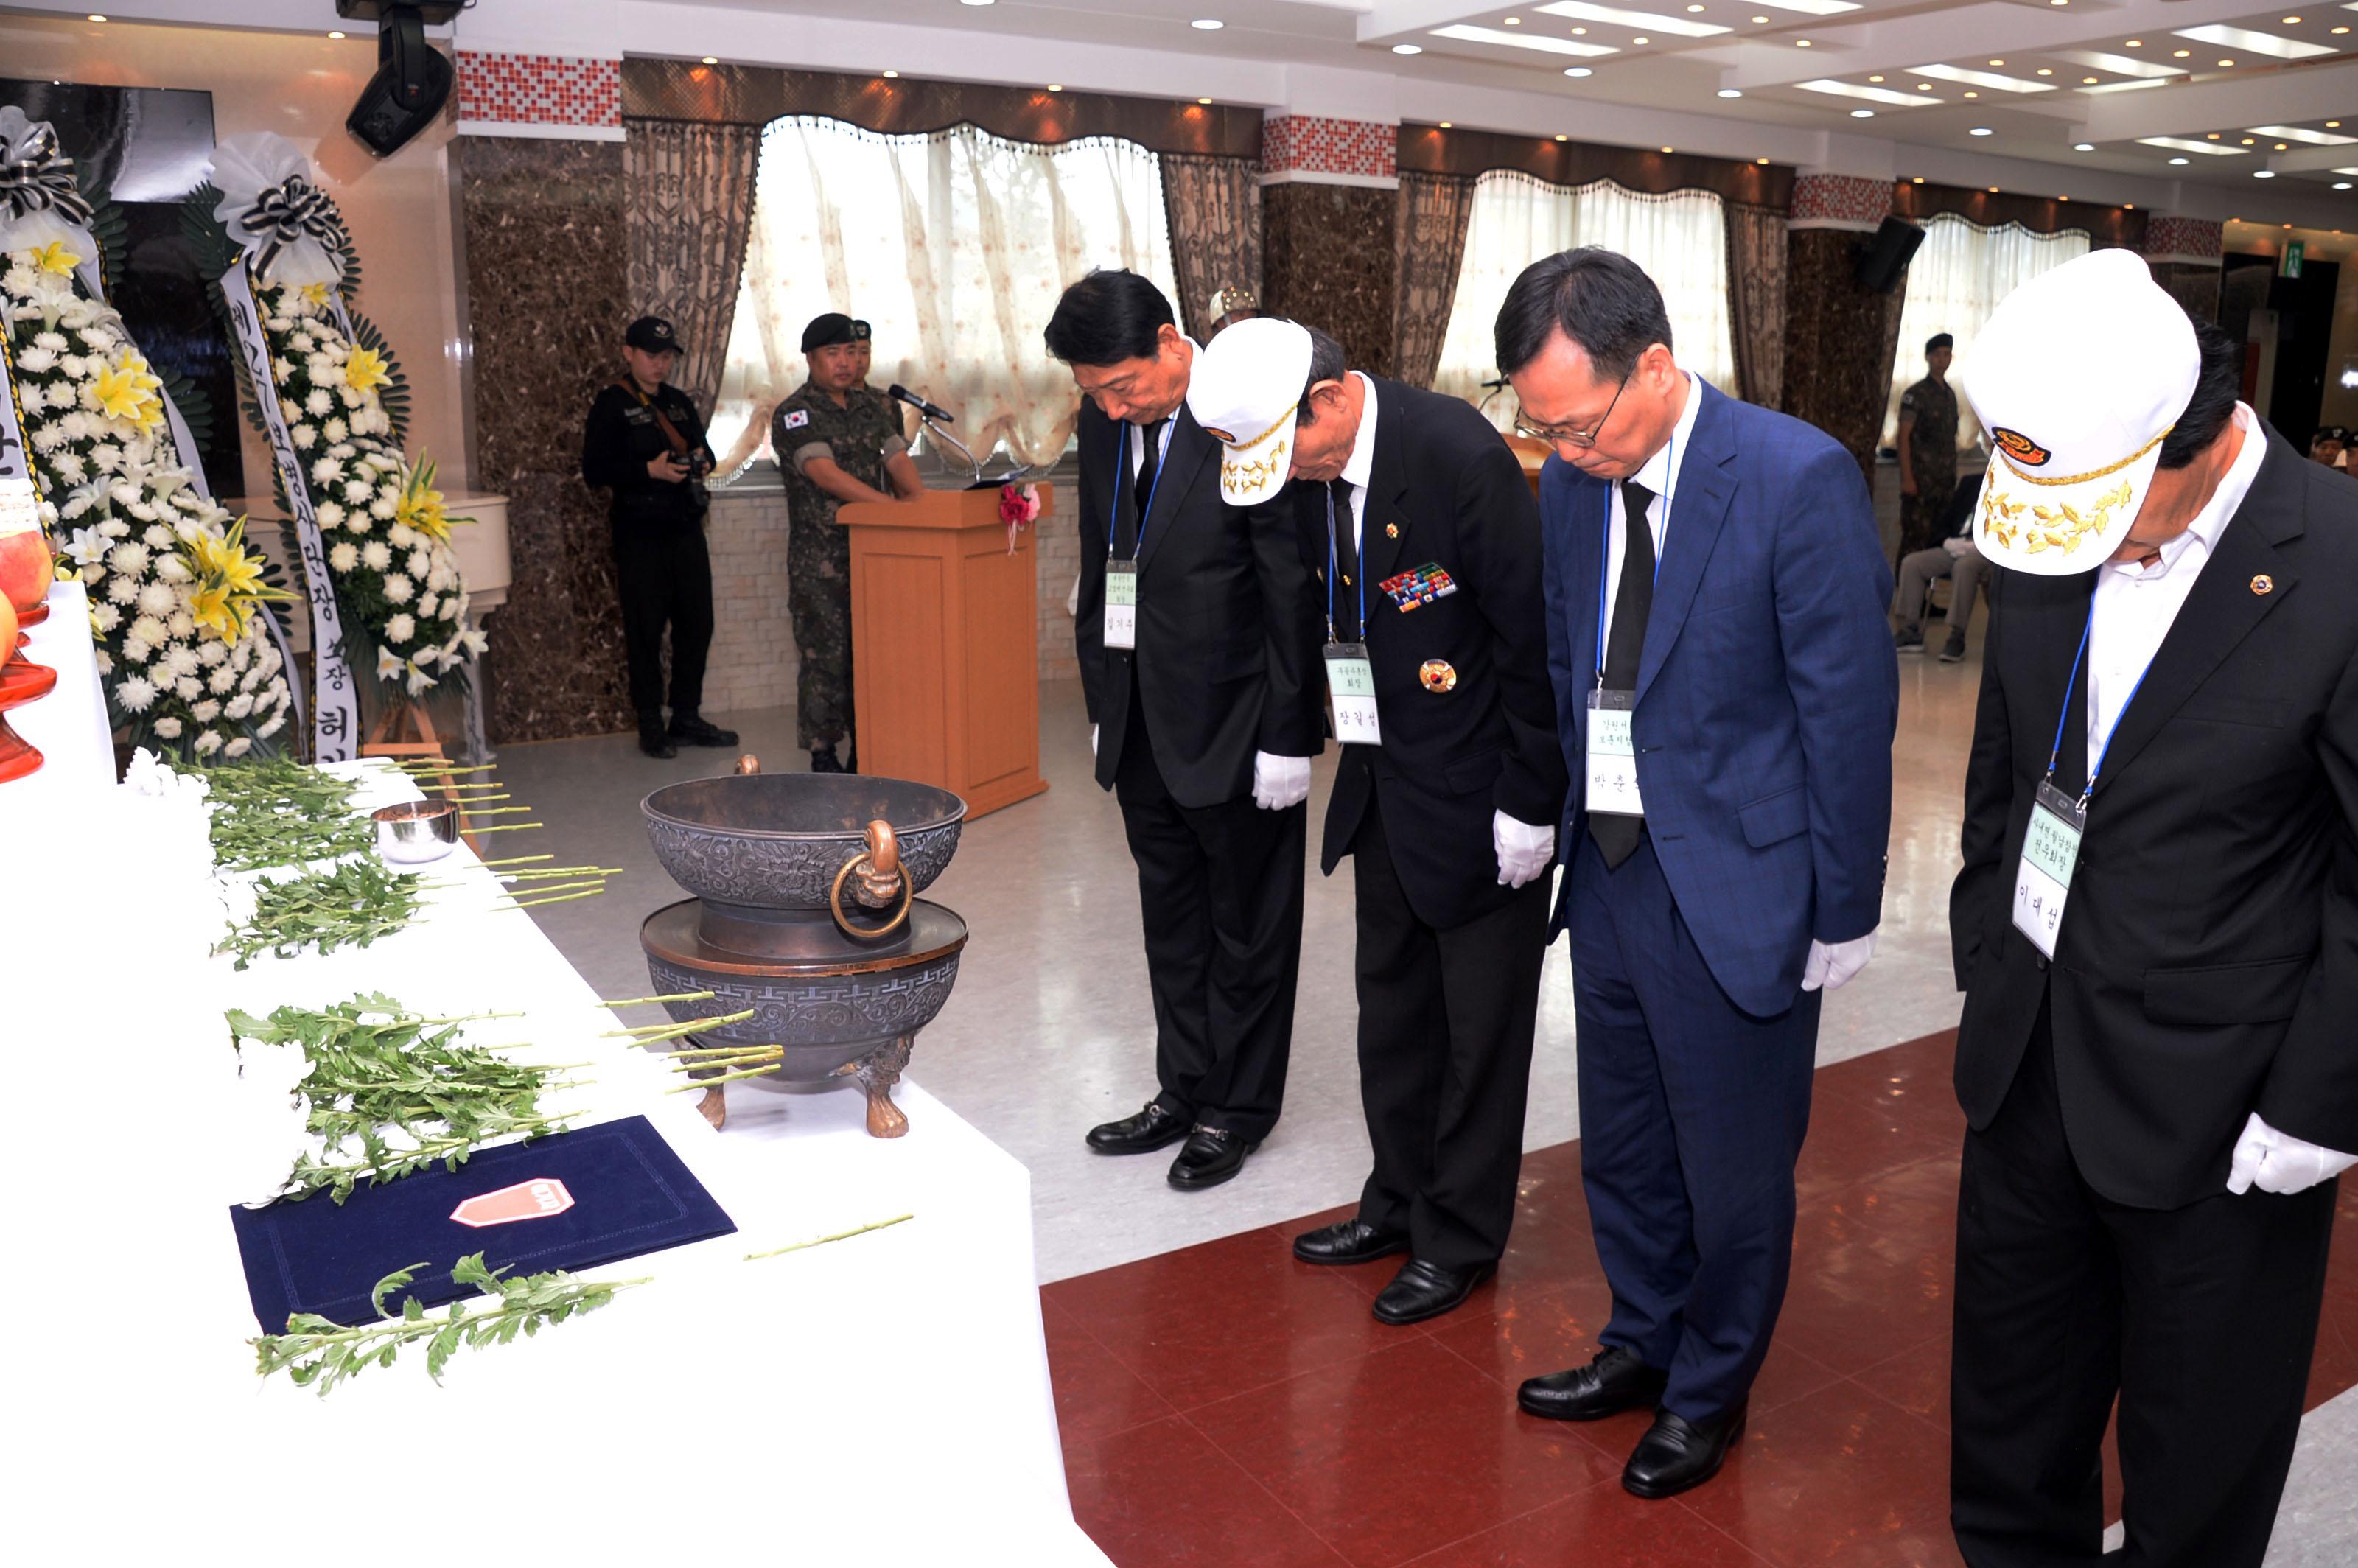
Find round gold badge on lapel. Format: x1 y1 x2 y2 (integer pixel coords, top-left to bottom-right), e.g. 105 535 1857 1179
2252 575 2274 596
1419 659 1457 693
1385 523 1399 538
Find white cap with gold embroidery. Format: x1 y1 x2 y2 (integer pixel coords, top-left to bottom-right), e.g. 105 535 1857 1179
1962 247 2200 575
1186 316 1312 507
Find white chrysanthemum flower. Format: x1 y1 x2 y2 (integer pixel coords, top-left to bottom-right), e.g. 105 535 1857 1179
339 385 363 410
387 522 416 548
29 422 67 454
405 549 429 580
97 518 131 539
382 574 413 605
60 411 92 441
193 729 223 755
315 500 345 528
15 346 56 373
206 666 235 696
271 357 294 382
151 715 181 738
92 648 112 675
293 424 318 449
175 676 202 701
164 643 201 678
329 542 359 573
362 541 393 571
109 480 139 507
154 554 192 584
117 676 156 712
136 583 178 617
90 602 122 634
416 592 440 620
257 710 287 739
167 611 194 639
32 330 66 351
312 458 344 486
384 612 415 645
343 478 372 505
107 539 151 576
304 388 333 417
49 450 85 482
323 417 347 442
141 523 174 549
191 698 222 721
90 443 124 474
231 640 251 670
225 736 252 758
224 693 254 719
279 398 302 424
107 575 140 606
57 353 88 379
198 640 228 667
119 634 153 665
241 662 267 691
130 614 168 646
369 498 396 520
258 645 283 676
413 645 441 668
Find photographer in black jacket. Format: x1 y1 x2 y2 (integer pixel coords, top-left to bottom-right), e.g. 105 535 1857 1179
581 315 738 758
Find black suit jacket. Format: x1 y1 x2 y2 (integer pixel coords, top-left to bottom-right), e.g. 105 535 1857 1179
1953 428 2358 1208
1072 398 1323 808
1299 376 1566 931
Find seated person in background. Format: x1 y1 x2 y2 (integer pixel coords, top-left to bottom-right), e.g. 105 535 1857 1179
1892 466 1987 664
1206 284 1259 340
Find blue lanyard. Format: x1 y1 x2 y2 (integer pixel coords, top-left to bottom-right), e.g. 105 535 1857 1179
1326 485 1365 643
1105 421 1169 561
1592 428 1674 685
2046 597 2154 805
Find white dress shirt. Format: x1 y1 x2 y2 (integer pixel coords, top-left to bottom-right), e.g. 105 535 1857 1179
1336 370 1381 550
2085 404 2264 765
1600 373 1704 668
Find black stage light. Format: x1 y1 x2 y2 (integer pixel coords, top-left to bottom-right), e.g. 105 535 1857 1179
337 1 466 158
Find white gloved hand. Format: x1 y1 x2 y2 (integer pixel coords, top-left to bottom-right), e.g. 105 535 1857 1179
1252 752 1311 811
1493 811 1556 889
1802 932 1876 993
1090 724 1099 758
2226 1111 2358 1196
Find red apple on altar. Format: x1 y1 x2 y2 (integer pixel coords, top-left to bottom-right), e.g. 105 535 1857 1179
0 525 50 617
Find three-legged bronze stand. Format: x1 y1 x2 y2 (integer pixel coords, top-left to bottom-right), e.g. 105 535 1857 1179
693 1035 914 1138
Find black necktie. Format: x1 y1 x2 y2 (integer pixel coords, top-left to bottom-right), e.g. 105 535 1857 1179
1591 480 1655 867
1131 418 1169 536
1329 479 1361 640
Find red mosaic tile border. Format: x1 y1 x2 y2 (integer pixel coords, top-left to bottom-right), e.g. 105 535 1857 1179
1790 173 1892 228
1261 115 1397 181
2143 214 2223 262
456 50 622 129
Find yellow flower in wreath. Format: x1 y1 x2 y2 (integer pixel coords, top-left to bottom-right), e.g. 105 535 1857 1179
300 281 335 310
181 516 290 641
393 456 468 545
31 240 80 277
88 353 166 431
343 345 392 396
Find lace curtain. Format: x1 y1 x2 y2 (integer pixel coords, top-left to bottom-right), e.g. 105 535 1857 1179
1883 214 2090 451
1434 172 1737 429
623 119 762 421
707 116 1182 472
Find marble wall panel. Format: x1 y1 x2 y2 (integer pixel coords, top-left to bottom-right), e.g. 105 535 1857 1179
1782 227 1905 485
457 135 638 743
1262 181 1399 379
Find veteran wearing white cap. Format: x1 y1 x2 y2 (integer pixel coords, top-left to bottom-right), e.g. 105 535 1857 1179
1949 247 2358 1567
1189 316 1566 1327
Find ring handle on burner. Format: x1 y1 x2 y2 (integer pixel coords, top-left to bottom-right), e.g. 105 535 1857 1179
830 820 912 940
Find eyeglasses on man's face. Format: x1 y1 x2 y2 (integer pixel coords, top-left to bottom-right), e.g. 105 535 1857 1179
1512 368 1633 449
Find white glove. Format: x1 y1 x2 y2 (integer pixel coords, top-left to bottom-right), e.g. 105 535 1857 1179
1252 752 1311 811
1802 932 1876 993
1090 724 1099 758
2226 1111 2358 1196
1493 811 1556 889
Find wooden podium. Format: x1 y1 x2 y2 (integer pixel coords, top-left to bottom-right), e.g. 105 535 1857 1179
842 485 1052 818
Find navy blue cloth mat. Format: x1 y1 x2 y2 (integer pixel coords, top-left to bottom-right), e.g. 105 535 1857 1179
231 1116 733 1330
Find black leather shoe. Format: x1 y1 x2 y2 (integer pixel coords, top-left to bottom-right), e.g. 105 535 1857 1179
1517 1345 1670 1422
1621 1404 1747 1499
668 713 739 747
1371 1257 1494 1326
1292 1219 1408 1266
1085 1101 1193 1155
1166 1125 1256 1191
639 725 677 760
810 744 846 774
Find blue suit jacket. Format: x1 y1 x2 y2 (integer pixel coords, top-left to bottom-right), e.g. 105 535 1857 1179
1540 382 1897 1017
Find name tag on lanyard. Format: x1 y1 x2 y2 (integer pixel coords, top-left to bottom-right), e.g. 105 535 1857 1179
1103 560 1137 650
1326 643 1381 745
2010 603 2151 961
1586 689 1642 816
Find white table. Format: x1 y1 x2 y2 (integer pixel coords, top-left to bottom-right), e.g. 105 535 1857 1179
4 579 113 808
2 760 1107 1565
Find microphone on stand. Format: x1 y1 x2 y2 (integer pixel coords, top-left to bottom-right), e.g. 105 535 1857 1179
888 384 955 423
1480 377 1510 389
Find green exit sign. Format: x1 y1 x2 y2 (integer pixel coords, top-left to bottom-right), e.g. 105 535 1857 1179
2281 241 2306 279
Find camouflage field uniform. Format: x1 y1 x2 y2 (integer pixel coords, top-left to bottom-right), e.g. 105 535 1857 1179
772 383 909 749
1897 374 1959 561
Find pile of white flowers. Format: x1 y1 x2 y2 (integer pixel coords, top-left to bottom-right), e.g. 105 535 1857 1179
251 279 482 698
3 242 293 757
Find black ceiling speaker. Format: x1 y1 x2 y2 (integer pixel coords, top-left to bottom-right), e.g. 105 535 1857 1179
339 1 464 158
1855 214 1927 294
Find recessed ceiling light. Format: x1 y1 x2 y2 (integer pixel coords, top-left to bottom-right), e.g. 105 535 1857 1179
2059 195 2071 200
2242 136 2257 144
2035 67 2053 75
1964 91 1979 98
1047 83 1063 91
1555 133 1570 140
1440 119 1454 127
1797 38 1811 45
882 69 900 77
1393 43 1423 53
2219 58 2236 66
326 29 346 38
1505 14 1522 22
1633 35 1651 44
1537 2 1729 37
1192 17 1224 28
1970 126 1993 135
2173 49 2190 57
2337 25 2351 34
2256 169 2277 177
1564 66 1594 76
2083 76 2099 83
1572 25 1587 32
1196 96 1212 104
1868 73 1884 81
701 55 718 64
2282 14 2301 21
1912 63 2054 94
1754 13 1768 19
1690 4 1707 11
1662 144 1675 152
85 12 105 20
2075 142 2094 150
2337 181 2354 189
2124 202 2134 209
959 0 993 6
1851 107 1875 116
2278 141 2290 148
2172 24 2334 59
2171 156 2190 164
2125 38 2141 46
1757 155 1771 163
1989 57 2004 66
1988 185 1999 192
2208 132 2222 138
1911 175 1924 183
1718 87 1744 97
1432 24 1617 54
1747 0 1861 13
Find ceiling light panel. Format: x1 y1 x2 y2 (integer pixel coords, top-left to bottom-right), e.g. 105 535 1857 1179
1744 0 1861 11
1430 23 1619 55
1795 77 1942 105
2169 24 2334 59
1537 1 1732 38
2079 78 2169 94
1910 62 2056 92
2051 49 2186 80
2135 136 2250 154
2249 123 2358 144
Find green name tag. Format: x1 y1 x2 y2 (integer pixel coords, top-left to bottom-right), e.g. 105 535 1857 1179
1104 560 1137 650
1325 642 1380 745
1586 688 1642 816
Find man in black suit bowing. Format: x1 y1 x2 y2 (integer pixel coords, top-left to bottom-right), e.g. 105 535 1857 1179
1047 271 1324 1191
1950 250 2358 1565
1190 318 1565 1324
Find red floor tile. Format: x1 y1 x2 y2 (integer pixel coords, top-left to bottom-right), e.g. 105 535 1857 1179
1403 1485 1771 1567
1186 1337 1627 1568
1063 1414 1352 1568
1043 1293 1180 1446
2305 1283 2358 1413
1797 1079 1965 1200
1676 1387 1962 1568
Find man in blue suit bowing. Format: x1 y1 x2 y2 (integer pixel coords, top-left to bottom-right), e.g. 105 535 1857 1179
1501 248 1897 1499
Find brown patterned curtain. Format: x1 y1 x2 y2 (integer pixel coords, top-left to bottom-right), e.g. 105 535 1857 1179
1393 172 1476 391
1158 154 1261 341
1724 202 1788 410
623 118 761 419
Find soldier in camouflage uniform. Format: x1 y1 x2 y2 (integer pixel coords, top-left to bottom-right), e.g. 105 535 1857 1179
1895 331 1959 562
771 313 923 773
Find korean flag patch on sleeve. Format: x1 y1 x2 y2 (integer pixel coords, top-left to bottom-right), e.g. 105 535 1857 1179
780 409 810 430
